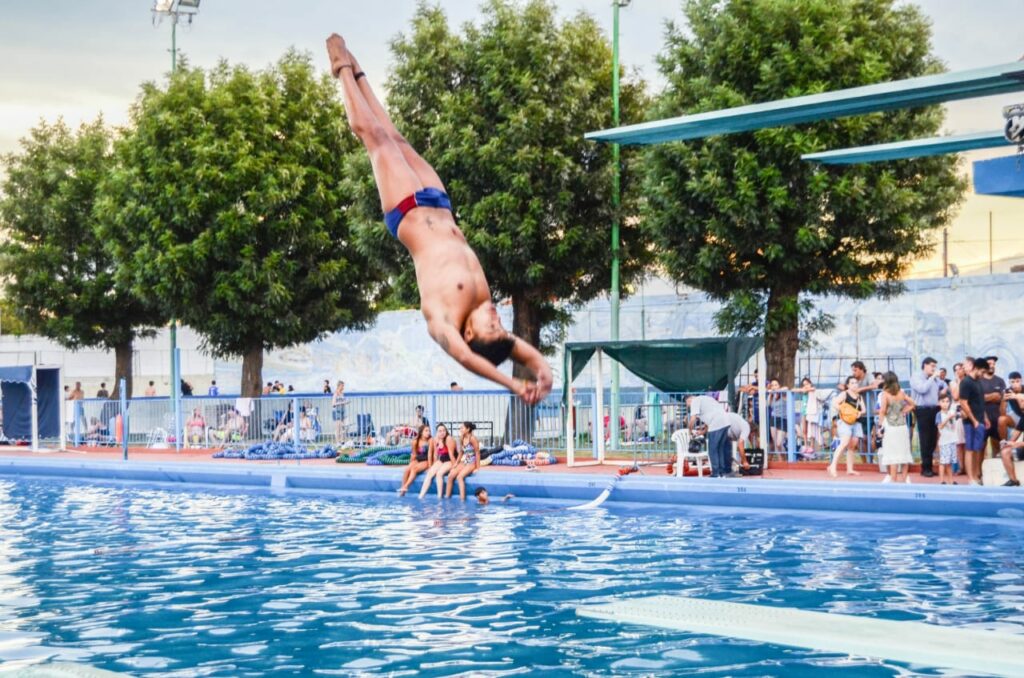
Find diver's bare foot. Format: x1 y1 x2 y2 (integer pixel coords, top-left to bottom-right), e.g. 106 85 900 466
325 34 351 78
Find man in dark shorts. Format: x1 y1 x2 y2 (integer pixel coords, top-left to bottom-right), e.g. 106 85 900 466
958 361 988 485
980 356 1007 459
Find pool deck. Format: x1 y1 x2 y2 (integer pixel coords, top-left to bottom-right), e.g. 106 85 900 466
2 446 1023 519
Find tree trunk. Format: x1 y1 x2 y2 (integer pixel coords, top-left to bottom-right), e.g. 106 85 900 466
511 294 542 381
506 293 543 444
241 344 264 397
110 340 133 399
764 288 799 387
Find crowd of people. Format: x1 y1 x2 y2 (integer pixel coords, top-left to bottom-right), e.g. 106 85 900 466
736 356 1024 486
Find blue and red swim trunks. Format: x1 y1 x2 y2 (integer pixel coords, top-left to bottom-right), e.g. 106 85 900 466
384 187 452 238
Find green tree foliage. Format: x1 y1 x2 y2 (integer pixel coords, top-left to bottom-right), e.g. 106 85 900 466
354 0 650 372
101 52 385 396
0 119 165 397
644 0 965 385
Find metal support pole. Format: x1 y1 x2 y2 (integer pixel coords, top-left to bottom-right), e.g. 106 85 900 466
786 390 797 462
120 378 129 461
757 349 768 467
30 366 39 452
173 347 182 452
293 396 301 447
566 350 575 466
595 348 606 465
609 0 624 452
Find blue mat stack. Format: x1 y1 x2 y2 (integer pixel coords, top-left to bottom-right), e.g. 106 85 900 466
487 440 557 466
213 442 338 460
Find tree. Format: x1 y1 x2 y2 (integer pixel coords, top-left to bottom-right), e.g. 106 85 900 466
354 0 650 376
0 119 165 398
100 52 386 396
644 0 965 385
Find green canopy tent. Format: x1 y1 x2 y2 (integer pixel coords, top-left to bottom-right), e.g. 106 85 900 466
563 337 765 468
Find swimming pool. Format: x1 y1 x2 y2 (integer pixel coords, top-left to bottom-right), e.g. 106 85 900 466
1 477 1022 676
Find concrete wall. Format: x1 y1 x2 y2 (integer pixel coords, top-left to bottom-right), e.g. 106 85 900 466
3 272 1022 394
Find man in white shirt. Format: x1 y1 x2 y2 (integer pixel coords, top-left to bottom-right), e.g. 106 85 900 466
687 394 732 477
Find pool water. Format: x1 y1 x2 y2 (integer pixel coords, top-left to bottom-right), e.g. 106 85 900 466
1 477 1023 677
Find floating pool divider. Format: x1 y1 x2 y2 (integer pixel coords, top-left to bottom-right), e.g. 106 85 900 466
577 595 1024 676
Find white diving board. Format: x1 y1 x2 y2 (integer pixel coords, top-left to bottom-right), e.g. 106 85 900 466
802 130 1011 164
578 595 1024 675
586 62 1024 145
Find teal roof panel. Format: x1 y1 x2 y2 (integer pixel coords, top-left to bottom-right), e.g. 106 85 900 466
801 130 1010 164
587 62 1024 145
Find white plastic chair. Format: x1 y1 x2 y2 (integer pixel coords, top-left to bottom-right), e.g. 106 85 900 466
671 429 712 478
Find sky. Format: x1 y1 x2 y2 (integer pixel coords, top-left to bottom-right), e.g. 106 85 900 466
1 0 1023 278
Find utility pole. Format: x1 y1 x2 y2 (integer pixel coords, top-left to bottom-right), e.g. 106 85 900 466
942 227 948 278
989 210 994 275
152 0 200 448
609 0 630 451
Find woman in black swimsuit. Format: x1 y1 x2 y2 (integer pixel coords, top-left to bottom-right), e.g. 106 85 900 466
398 424 432 496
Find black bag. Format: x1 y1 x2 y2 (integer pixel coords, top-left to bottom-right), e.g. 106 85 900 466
743 448 765 476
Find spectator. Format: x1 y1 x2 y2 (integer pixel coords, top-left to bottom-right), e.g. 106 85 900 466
738 369 761 448
998 414 1024 486
951 361 968 475
208 380 220 397
386 405 429 445
67 382 84 400
287 385 295 393
398 424 433 496
980 356 1007 458
724 412 751 473
936 393 958 485
144 380 157 397
84 417 108 443
332 380 348 442
938 367 950 386
419 424 457 499
767 378 789 453
446 422 481 500
186 407 206 446
263 382 273 396
958 360 988 485
180 379 193 397
798 377 826 457
686 393 731 477
1000 371 1023 441
910 357 945 478
829 376 865 478
271 403 295 442
847 360 880 450
96 382 109 399
450 381 464 392
323 379 332 395
877 371 916 484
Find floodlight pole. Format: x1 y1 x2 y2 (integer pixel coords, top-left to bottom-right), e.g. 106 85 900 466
609 0 629 451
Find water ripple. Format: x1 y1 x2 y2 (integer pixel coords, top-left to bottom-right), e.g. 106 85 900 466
0 478 1022 676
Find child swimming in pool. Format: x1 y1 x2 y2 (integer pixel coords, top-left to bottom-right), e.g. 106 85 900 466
325 34 552 405
473 487 514 505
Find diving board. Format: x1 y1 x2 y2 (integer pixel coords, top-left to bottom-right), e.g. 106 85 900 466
802 130 1010 164
578 595 1024 675
587 61 1024 145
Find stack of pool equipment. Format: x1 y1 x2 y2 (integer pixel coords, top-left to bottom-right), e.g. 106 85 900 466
213 442 337 460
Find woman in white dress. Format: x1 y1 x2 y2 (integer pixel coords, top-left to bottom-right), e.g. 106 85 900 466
878 371 916 483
